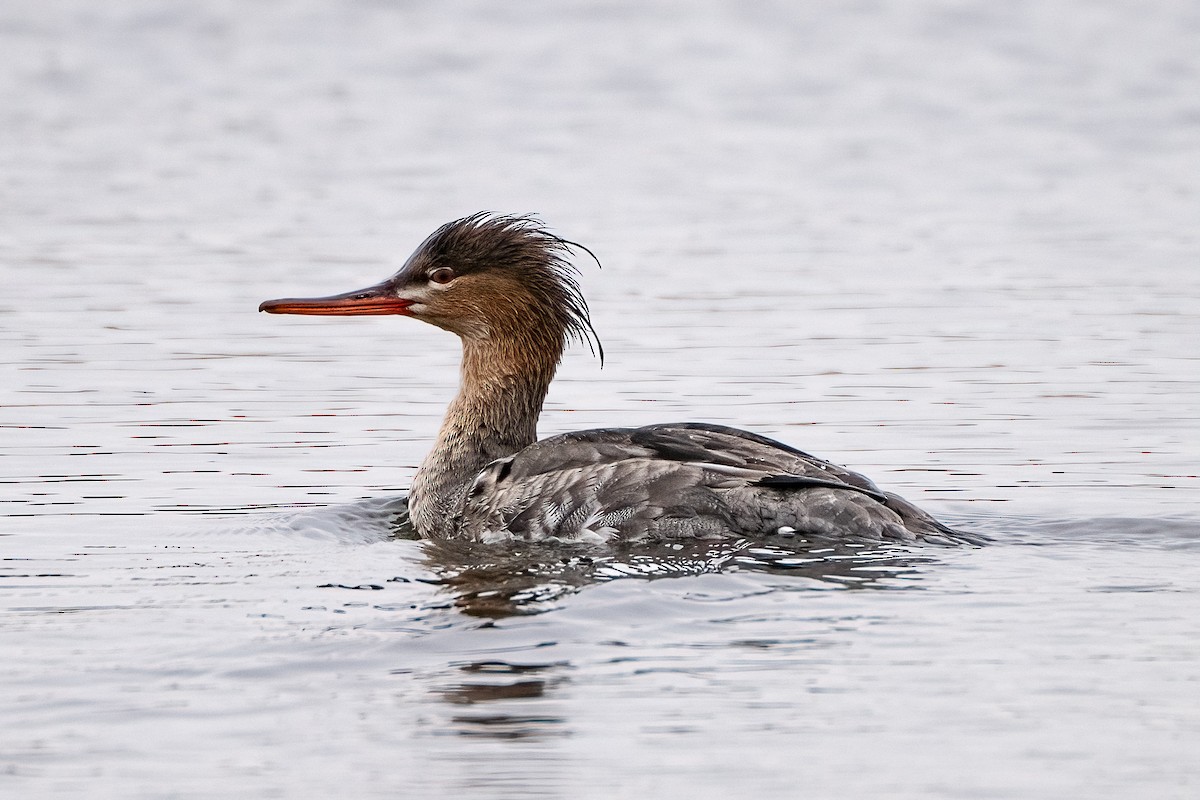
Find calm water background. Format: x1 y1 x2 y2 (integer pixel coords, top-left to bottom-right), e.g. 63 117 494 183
3 1 1199 797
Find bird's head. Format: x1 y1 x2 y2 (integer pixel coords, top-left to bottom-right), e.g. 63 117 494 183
260 213 601 362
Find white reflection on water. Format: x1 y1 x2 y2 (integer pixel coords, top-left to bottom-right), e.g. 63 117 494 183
3 0 1200 798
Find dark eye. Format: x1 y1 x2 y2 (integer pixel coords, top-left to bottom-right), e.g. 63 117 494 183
428 267 455 284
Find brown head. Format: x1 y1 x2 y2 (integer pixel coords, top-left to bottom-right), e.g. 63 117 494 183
259 213 602 364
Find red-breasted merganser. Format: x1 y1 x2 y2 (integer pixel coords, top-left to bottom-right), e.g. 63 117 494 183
260 213 970 545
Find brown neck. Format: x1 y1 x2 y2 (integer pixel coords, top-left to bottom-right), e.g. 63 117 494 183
408 330 561 537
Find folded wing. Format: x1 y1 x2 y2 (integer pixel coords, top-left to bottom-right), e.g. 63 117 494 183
458 422 970 544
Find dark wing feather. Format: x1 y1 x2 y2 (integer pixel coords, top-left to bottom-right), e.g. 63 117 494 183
755 474 888 503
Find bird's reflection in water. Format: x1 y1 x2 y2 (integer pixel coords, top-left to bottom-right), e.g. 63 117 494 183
388 498 933 618
438 661 569 740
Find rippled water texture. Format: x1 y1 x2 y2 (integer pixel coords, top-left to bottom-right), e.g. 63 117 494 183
3 2 1199 798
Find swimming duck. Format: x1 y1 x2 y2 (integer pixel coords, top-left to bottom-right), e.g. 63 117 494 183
260 213 968 545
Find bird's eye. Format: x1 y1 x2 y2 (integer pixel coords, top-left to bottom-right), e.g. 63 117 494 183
428 267 455 285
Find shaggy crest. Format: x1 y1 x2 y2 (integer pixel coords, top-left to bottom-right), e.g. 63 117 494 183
414 212 604 363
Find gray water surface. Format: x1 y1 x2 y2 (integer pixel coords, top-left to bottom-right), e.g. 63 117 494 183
3 2 1199 798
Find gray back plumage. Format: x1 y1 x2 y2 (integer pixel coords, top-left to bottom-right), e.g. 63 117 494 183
455 423 978 545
